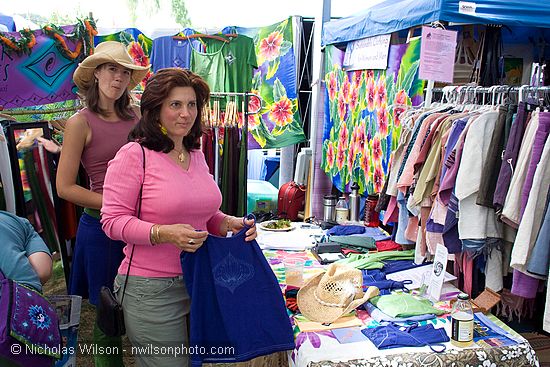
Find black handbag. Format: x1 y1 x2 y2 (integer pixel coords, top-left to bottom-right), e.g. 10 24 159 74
96 144 145 337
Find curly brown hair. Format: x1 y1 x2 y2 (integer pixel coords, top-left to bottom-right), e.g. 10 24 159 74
129 68 210 152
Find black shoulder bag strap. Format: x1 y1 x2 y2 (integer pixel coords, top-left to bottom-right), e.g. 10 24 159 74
120 144 145 305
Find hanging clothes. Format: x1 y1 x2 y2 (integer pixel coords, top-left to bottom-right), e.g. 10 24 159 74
180 226 294 366
150 33 204 71
493 104 529 212
509 134 550 275
500 110 539 228
220 127 240 215
191 44 227 93
455 111 502 249
526 186 550 276
204 35 258 93
0 124 15 213
23 150 59 252
476 105 509 208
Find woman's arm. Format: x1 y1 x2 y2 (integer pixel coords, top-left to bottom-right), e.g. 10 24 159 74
101 142 153 245
27 252 53 285
56 113 102 209
214 213 257 241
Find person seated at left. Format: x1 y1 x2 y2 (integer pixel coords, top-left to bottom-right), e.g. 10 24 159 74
0 210 53 292
0 210 53 367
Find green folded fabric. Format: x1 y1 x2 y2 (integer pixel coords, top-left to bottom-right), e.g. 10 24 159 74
370 293 446 318
336 249 415 270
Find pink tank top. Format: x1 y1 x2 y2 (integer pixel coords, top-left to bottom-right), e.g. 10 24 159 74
79 108 138 194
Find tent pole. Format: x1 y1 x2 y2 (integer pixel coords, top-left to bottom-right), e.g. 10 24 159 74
306 0 331 219
425 79 435 107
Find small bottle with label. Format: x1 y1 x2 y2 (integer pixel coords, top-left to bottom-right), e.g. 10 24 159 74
335 196 349 224
451 292 474 347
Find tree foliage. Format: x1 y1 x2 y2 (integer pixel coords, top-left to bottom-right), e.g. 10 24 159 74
126 0 190 28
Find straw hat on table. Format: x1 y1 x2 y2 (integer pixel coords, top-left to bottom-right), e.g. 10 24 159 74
297 263 379 324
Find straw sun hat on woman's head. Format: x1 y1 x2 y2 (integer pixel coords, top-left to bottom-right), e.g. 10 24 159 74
297 263 379 324
73 41 150 91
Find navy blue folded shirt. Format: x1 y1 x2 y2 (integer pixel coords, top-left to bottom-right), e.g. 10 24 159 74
181 226 294 366
362 323 449 352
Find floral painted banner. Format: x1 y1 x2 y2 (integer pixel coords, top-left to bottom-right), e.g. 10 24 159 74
95 28 153 92
236 18 306 149
322 39 425 195
0 19 96 109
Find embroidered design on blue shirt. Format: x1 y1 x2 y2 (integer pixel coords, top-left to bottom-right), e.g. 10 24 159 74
213 251 254 293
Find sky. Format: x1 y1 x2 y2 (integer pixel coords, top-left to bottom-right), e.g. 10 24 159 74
1 0 379 35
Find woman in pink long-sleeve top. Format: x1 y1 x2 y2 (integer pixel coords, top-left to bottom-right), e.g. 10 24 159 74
101 68 256 367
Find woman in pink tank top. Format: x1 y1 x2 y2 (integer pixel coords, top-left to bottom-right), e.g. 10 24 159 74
56 41 150 367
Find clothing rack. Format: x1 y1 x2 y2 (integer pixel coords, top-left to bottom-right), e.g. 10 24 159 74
2 104 82 116
209 91 253 216
427 85 550 105
2 120 71 286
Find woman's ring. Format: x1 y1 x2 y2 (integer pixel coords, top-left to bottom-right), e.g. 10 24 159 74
188 239 195 244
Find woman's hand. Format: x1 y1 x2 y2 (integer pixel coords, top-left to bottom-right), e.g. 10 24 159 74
157 224 208 252
226 216 257 242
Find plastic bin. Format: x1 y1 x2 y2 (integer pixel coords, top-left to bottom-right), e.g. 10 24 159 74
247 179 279 213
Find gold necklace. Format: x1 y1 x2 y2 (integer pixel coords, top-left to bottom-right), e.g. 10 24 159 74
172 147 187 163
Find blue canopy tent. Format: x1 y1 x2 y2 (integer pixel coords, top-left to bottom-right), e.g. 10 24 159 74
322 0 550 46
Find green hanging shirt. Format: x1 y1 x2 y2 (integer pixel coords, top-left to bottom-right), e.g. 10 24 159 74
191 43 227 93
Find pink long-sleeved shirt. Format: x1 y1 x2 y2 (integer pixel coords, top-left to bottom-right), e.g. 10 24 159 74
101 142 225 277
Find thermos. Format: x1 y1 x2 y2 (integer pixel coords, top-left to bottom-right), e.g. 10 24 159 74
323 195 337 222
364 194 380 227
349 182 360 222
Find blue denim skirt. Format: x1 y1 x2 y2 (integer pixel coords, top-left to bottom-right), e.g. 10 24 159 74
68 212 125 306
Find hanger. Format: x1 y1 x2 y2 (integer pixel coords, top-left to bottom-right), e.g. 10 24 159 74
518 85 527 104
173 33 230 43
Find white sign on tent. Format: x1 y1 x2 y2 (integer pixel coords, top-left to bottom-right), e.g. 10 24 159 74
419 26 458 83
343 34 391 71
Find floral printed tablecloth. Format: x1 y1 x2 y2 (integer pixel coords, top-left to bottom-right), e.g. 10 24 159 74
263 250 540 367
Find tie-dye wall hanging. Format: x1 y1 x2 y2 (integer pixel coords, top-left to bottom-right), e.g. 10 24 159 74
236 18 306 149
0 19 95 109
322 38 425 195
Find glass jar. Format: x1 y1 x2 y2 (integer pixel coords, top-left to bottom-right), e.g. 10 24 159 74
451 292 474 347
335 196 349 224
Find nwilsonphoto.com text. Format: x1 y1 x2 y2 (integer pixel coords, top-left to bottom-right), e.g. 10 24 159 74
12 343 235 358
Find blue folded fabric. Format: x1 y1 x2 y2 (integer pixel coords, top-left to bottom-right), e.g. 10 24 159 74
363 227 391 241
327 225 366 236
382 260 426 274
361 269 411 295
362 322 449 352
